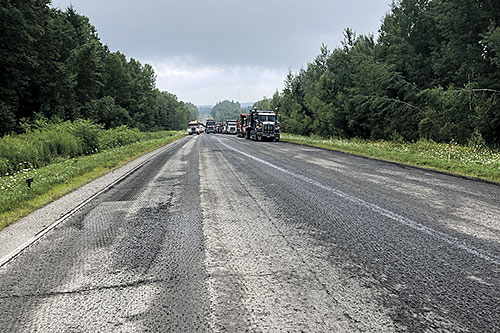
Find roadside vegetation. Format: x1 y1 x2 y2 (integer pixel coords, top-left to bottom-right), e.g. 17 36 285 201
0 3 195 230
0 3 199 136
0 120 185 230
0 119 165 176
254 1 500 150
282 133 500 183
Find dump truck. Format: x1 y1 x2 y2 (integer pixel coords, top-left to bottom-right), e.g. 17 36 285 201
245 109 280 141
237 114 249 138
188 121 200 135
206 119 216 134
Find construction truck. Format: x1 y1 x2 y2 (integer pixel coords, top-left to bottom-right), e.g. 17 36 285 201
206 119 216 134
224 120 237 134
245 109 280 141
237 114 249 138
187 120 200 135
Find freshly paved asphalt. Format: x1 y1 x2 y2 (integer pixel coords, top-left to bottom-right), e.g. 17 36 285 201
0 134 499 332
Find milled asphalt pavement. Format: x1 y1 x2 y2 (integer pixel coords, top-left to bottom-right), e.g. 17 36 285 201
0 138 188 263
0 134 499 332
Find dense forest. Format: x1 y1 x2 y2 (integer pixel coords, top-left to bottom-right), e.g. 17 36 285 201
0 1 198 136
260 0 500 145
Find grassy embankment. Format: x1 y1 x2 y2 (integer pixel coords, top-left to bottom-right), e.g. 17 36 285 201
0 120 185 230
281 134 500 184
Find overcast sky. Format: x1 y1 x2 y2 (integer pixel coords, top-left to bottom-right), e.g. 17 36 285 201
51 0 393 106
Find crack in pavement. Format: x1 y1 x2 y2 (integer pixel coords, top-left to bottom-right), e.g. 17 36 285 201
0 277 169 300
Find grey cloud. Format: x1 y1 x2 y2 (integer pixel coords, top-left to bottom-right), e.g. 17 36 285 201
152 61 288 105
50 0 392 104
52 0 391 68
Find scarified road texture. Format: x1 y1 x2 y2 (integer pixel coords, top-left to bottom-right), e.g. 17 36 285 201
1 134 499 332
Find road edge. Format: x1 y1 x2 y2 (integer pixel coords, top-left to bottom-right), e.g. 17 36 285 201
0 136 188 268
282 140 500 187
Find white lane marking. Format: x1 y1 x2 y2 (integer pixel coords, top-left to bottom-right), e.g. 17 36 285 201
217 138 500 265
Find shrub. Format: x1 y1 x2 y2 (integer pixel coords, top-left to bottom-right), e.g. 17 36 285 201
467 129 487 150
0 157 9 176
98 126 142 149
70 119 103 154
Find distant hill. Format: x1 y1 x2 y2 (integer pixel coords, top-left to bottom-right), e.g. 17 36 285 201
197 102 255 115
197 105 212 115
197 102 256 119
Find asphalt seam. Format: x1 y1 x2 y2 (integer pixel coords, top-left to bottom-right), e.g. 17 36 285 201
217 140 337 301
0 272 278 300
0 278 168 299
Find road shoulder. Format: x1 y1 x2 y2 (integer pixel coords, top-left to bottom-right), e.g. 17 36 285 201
0 138 187 266
282 139 500 187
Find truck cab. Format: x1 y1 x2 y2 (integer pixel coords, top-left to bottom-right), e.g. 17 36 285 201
225 120 237 134
188 121 200 135
237 114 249 138
206 120 216 134
246 109 280 141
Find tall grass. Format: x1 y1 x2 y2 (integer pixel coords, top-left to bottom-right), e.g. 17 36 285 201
0 129 185 230
0 120 166 176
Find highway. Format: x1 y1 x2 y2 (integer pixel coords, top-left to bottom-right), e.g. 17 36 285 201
0 134 499 332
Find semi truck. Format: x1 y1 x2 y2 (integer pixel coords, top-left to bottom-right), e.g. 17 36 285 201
245 109 280 141
224 120 237 134
187 121 200 135
206 119 216 134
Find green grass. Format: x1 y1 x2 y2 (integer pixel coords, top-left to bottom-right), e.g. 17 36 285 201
0 131 186 231
0 120 174 176
281 133 500 184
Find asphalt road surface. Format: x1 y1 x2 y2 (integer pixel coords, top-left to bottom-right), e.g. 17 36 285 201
0 134 499 332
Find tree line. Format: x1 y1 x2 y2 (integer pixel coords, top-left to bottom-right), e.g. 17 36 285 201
0 1 198 136
210 100 242 121
259 0 500 146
